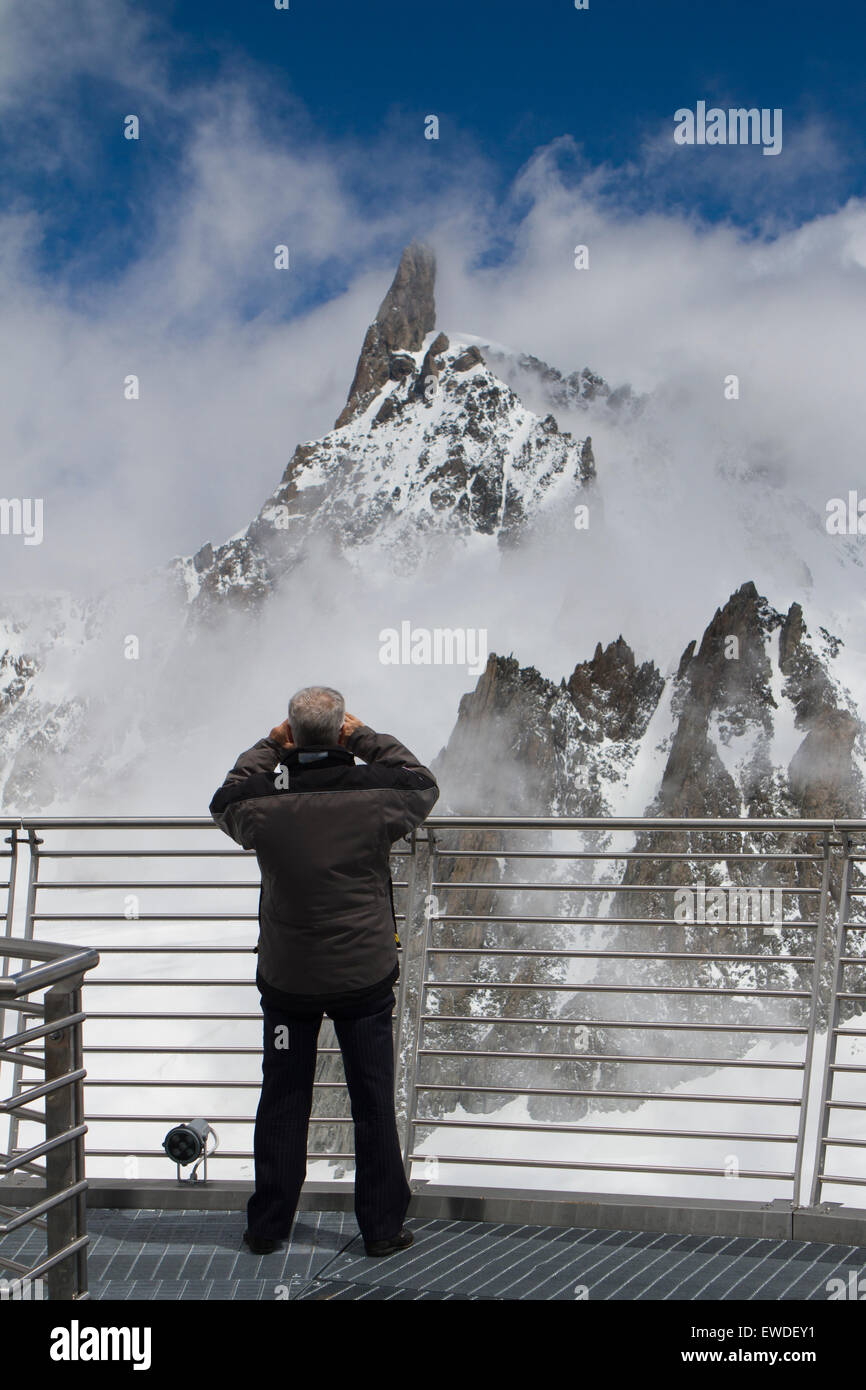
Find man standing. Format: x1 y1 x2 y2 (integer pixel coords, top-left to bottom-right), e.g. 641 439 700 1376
209 687 439 1259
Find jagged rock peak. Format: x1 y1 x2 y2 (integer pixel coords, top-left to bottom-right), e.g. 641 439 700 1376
336 242 437 429
567 636 663 743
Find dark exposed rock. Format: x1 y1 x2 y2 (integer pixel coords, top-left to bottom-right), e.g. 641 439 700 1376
566 636 663 743
435 638 663 817
452 345 484 372
789 708 860 818
373 395 399 426
478 348 644 418
779 602 837 729
416 331 450 397
335 241 437 428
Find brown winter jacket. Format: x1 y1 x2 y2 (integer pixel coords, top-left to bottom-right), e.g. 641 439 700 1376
209 725 439 1004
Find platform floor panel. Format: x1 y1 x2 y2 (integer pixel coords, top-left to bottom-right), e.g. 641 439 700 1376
3 1208 865 1300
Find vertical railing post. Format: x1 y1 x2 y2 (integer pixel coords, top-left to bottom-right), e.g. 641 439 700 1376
808 831 852 1207
8 828 42 1159
0 824 21 1054
392 831 416 1079
793 831 832 1205
44 981 80 1301
394 827 435 1177
70 982 88 1299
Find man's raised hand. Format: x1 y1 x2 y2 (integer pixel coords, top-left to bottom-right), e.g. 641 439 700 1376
268 719 295 750
339 713 364 746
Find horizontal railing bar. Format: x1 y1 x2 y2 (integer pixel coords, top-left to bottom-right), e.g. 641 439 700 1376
812 1174 866 1187
425 817 838 830
438 851 826 861
60 1012 809 1033
408 1153 794 1178
0 1151 48 1177
0 1013 87 1049
3 1103 46 1123
63 978 814 996
0 1204 47 1229
20 1040 800 1065
34 882 408 891
82 1113 350 1123
413 1084 800 1104
0 1180 89 1234
0 1048 47 1069
21 816 842 828
33 914 258 921
821 1137 866 1148
422 980 811 996
20 944 817 964
413 1119 798 1141
82 1148 353 1159
66 980 258 986
33 847 407 859
425 948 816 963
419 1015 809 1033
79 1079 345 1087
33 1044 341 1054
46 947 256 954
416 1048 804 1068
37 850 253 859
0 951 99 998
26 914 820 928
0 1069 88 1111
17 1235 90 1285
85 1012 261 1021
0 1124 88 1174
430 882 820 894
425 915 820 928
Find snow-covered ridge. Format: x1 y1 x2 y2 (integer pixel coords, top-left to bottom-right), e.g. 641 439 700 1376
177 329 596 608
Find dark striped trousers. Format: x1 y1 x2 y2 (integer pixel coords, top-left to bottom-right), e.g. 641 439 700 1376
246 988 411 1244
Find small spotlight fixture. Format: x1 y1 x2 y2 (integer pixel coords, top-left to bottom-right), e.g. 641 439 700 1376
162 1118 218 1182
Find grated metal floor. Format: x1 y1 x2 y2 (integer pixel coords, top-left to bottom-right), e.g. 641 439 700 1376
5 1209 866 1300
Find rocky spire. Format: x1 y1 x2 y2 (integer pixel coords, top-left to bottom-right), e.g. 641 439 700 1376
335 241 437 429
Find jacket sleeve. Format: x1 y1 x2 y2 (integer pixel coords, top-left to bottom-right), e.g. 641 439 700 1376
209 737 286 850
345 725 440 844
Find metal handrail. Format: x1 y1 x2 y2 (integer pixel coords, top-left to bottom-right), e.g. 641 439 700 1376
0 816 864 1221
0 937 99 1300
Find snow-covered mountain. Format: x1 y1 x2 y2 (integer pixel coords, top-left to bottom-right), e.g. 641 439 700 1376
433 580 866 823
0 242 607 808
177 242 596 610
0 240 863 819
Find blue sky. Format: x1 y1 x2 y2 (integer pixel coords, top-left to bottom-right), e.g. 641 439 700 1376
3 0 863 299
146 0 865 184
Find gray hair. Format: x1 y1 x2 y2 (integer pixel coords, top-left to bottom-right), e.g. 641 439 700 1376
288 686 345 748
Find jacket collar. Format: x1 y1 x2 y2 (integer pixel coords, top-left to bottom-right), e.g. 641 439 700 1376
282 744 355 770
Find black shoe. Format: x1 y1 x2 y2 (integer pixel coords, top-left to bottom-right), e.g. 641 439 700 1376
242 1230 286 1255
364 1227 414 1258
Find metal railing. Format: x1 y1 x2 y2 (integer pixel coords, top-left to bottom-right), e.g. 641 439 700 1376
0 936 99 1300
0 816 864 1227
